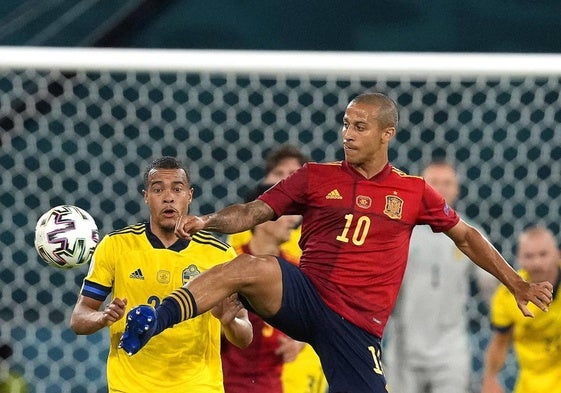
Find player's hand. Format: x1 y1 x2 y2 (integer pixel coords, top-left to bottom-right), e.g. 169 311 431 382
211 294 244 325
103 297 127 326
275 336 305 363
175 214 206 240
515 280 553 318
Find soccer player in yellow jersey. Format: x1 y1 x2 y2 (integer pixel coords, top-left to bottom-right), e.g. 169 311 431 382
228 145 327 393
70 156 253 393
481 225 561 393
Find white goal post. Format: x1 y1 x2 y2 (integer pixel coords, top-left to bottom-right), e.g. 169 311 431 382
2 46 561 76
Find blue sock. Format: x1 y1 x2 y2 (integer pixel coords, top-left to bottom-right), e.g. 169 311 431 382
154 287 198 335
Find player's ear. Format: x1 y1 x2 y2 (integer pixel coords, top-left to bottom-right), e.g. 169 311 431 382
142 189 148 204
187 188 194 204
382 127 396 142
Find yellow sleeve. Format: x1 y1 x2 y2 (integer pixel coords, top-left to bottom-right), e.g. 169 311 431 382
227 230 252 249
280 226 303 263
83 234 115 289
490 283 517 329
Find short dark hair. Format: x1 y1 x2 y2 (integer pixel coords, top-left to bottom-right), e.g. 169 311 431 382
264 144 309 176
350 92 399 129
143 156 190 188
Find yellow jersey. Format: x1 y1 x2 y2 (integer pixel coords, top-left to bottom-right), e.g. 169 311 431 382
81 223 237 393
490 268 561 393
228 226 302 265
282 344 327 393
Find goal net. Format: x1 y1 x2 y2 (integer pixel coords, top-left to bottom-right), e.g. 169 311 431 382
1 47 560 392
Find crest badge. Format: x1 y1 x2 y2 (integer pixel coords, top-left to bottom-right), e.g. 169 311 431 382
157 270 171 284
383 195 403 219
182 264 201 285
356 195 372 209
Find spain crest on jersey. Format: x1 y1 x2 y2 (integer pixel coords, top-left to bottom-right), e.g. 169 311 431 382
383 195 403 219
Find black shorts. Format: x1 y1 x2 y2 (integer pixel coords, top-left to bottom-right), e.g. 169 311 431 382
263 257 389 393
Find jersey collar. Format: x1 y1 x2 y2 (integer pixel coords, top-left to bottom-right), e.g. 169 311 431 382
343 160 393 181
145 222 190 251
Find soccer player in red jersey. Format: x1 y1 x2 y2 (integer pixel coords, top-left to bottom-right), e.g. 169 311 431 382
221 185 303 393
120 92 553 393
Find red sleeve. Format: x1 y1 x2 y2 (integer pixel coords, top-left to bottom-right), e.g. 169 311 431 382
258 163 309 216
417 181 460 232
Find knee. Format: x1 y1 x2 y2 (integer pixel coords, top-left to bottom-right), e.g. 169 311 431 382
228 254 279 278
232 253 258 265
231 253 273 268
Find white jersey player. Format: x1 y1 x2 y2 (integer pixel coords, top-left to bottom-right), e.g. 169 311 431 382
384 161 497 393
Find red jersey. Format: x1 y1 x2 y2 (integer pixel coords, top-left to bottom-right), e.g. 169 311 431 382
221 244 291 393
259 161 459 337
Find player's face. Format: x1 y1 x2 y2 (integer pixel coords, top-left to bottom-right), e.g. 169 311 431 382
143 168 193 234
264 157 302 184
341 102 394 166
423 165 459 205
517 233 560 282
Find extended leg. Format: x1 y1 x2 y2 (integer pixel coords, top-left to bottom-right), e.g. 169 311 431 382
120 254 282 355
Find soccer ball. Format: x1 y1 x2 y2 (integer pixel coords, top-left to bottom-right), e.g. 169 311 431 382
34 205 100 269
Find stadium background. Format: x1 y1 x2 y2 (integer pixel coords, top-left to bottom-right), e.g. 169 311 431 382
1 1 561 393
1 55 560 392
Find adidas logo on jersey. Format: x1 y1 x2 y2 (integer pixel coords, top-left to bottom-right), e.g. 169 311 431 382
129 268 144 280
326 189 342 199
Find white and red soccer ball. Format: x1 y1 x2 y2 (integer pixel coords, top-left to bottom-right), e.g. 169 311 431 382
34 205 99 269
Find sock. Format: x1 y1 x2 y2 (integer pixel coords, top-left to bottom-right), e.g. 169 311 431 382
154 287 198 335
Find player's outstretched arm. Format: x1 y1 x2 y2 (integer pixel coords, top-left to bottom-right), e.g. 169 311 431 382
70 295 127 334
445 220 553 317
175 200 276 240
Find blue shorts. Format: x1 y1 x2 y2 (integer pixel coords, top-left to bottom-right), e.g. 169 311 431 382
257 257 389 393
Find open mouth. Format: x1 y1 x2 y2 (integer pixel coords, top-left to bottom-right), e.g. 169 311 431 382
162 208 176 218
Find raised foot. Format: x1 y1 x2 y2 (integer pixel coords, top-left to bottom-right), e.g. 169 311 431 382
118 305 157 356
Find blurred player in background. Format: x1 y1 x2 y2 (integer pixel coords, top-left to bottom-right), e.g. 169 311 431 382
384 160 497 393
70 156 252 392
120 93 553 393
229 144 308 262
481 225 561 393
222 184 305 393
228 145 327 393
0 343 27 393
